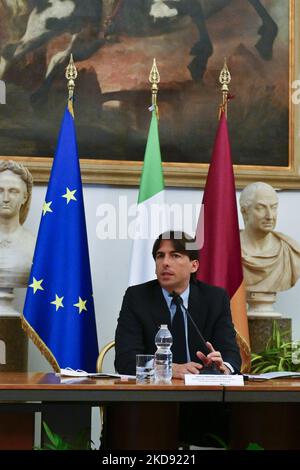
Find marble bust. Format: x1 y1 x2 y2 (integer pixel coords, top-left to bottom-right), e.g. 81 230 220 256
0 161 35 315
239 182 300 317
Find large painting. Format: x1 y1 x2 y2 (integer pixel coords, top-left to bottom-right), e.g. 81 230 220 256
0 0 297 187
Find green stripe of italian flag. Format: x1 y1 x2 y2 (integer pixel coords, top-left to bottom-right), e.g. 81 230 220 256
129 109 167 286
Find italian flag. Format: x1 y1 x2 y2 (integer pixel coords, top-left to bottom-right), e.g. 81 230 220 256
129 108 167 286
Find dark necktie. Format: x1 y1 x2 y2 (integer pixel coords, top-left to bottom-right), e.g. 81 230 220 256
170 295 187 364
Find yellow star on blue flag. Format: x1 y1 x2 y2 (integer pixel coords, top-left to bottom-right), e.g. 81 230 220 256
42 201 53 216
51 294 64 311
29 277 44 294
74 296 87 314
62 187 77 204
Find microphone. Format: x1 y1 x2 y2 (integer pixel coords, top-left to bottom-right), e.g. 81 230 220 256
171 291 209 355
171 291 221 375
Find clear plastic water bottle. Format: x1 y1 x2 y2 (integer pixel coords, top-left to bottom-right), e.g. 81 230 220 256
154 324 173 383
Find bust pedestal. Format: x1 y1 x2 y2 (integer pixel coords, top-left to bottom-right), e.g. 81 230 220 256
247 291 281 318
0 288 28 371
248 317 292 354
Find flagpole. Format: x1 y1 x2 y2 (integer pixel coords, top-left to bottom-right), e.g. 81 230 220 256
219 58 231 118
65 54 78 115
149 58 160 109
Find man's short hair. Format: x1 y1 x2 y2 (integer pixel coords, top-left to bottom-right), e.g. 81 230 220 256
152 231 199 261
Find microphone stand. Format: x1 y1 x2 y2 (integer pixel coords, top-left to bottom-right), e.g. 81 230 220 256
171 291 222 375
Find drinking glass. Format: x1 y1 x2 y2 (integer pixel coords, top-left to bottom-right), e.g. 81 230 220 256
136 354 155 384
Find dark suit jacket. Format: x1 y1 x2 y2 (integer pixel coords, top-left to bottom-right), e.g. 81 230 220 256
115 279 241 375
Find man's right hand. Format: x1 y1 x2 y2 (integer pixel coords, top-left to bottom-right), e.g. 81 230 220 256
172 362 203 379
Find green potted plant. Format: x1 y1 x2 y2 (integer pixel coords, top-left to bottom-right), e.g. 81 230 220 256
35 421 95 450
251 320 300 373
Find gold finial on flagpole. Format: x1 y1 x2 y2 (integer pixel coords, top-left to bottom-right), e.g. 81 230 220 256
219 58 231 117
149 58 160 108
65 54 78 106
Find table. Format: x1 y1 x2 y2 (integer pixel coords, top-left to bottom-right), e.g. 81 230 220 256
1 373 300 449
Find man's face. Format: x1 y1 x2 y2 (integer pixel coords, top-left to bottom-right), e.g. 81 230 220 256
0 170 27 220
244 187 278 234
155 239 199 293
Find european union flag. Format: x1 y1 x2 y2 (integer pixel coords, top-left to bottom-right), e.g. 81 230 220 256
22 106 99 372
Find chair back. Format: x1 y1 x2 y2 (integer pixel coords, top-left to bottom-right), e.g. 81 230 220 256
96 340 115 372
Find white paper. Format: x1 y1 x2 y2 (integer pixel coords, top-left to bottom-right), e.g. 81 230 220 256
184 374 244 386
57 368 135 379
244 371 300 381
59 368 90 377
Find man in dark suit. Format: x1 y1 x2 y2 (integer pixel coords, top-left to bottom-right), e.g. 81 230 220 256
114 230 241 448
115 231 241 377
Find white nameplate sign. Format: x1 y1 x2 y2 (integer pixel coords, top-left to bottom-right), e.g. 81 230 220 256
184 374 244 386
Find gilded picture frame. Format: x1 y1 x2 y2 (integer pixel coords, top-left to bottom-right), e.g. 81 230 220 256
0 0 298 188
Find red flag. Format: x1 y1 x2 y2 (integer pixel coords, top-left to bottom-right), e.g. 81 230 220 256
196 111 251 372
